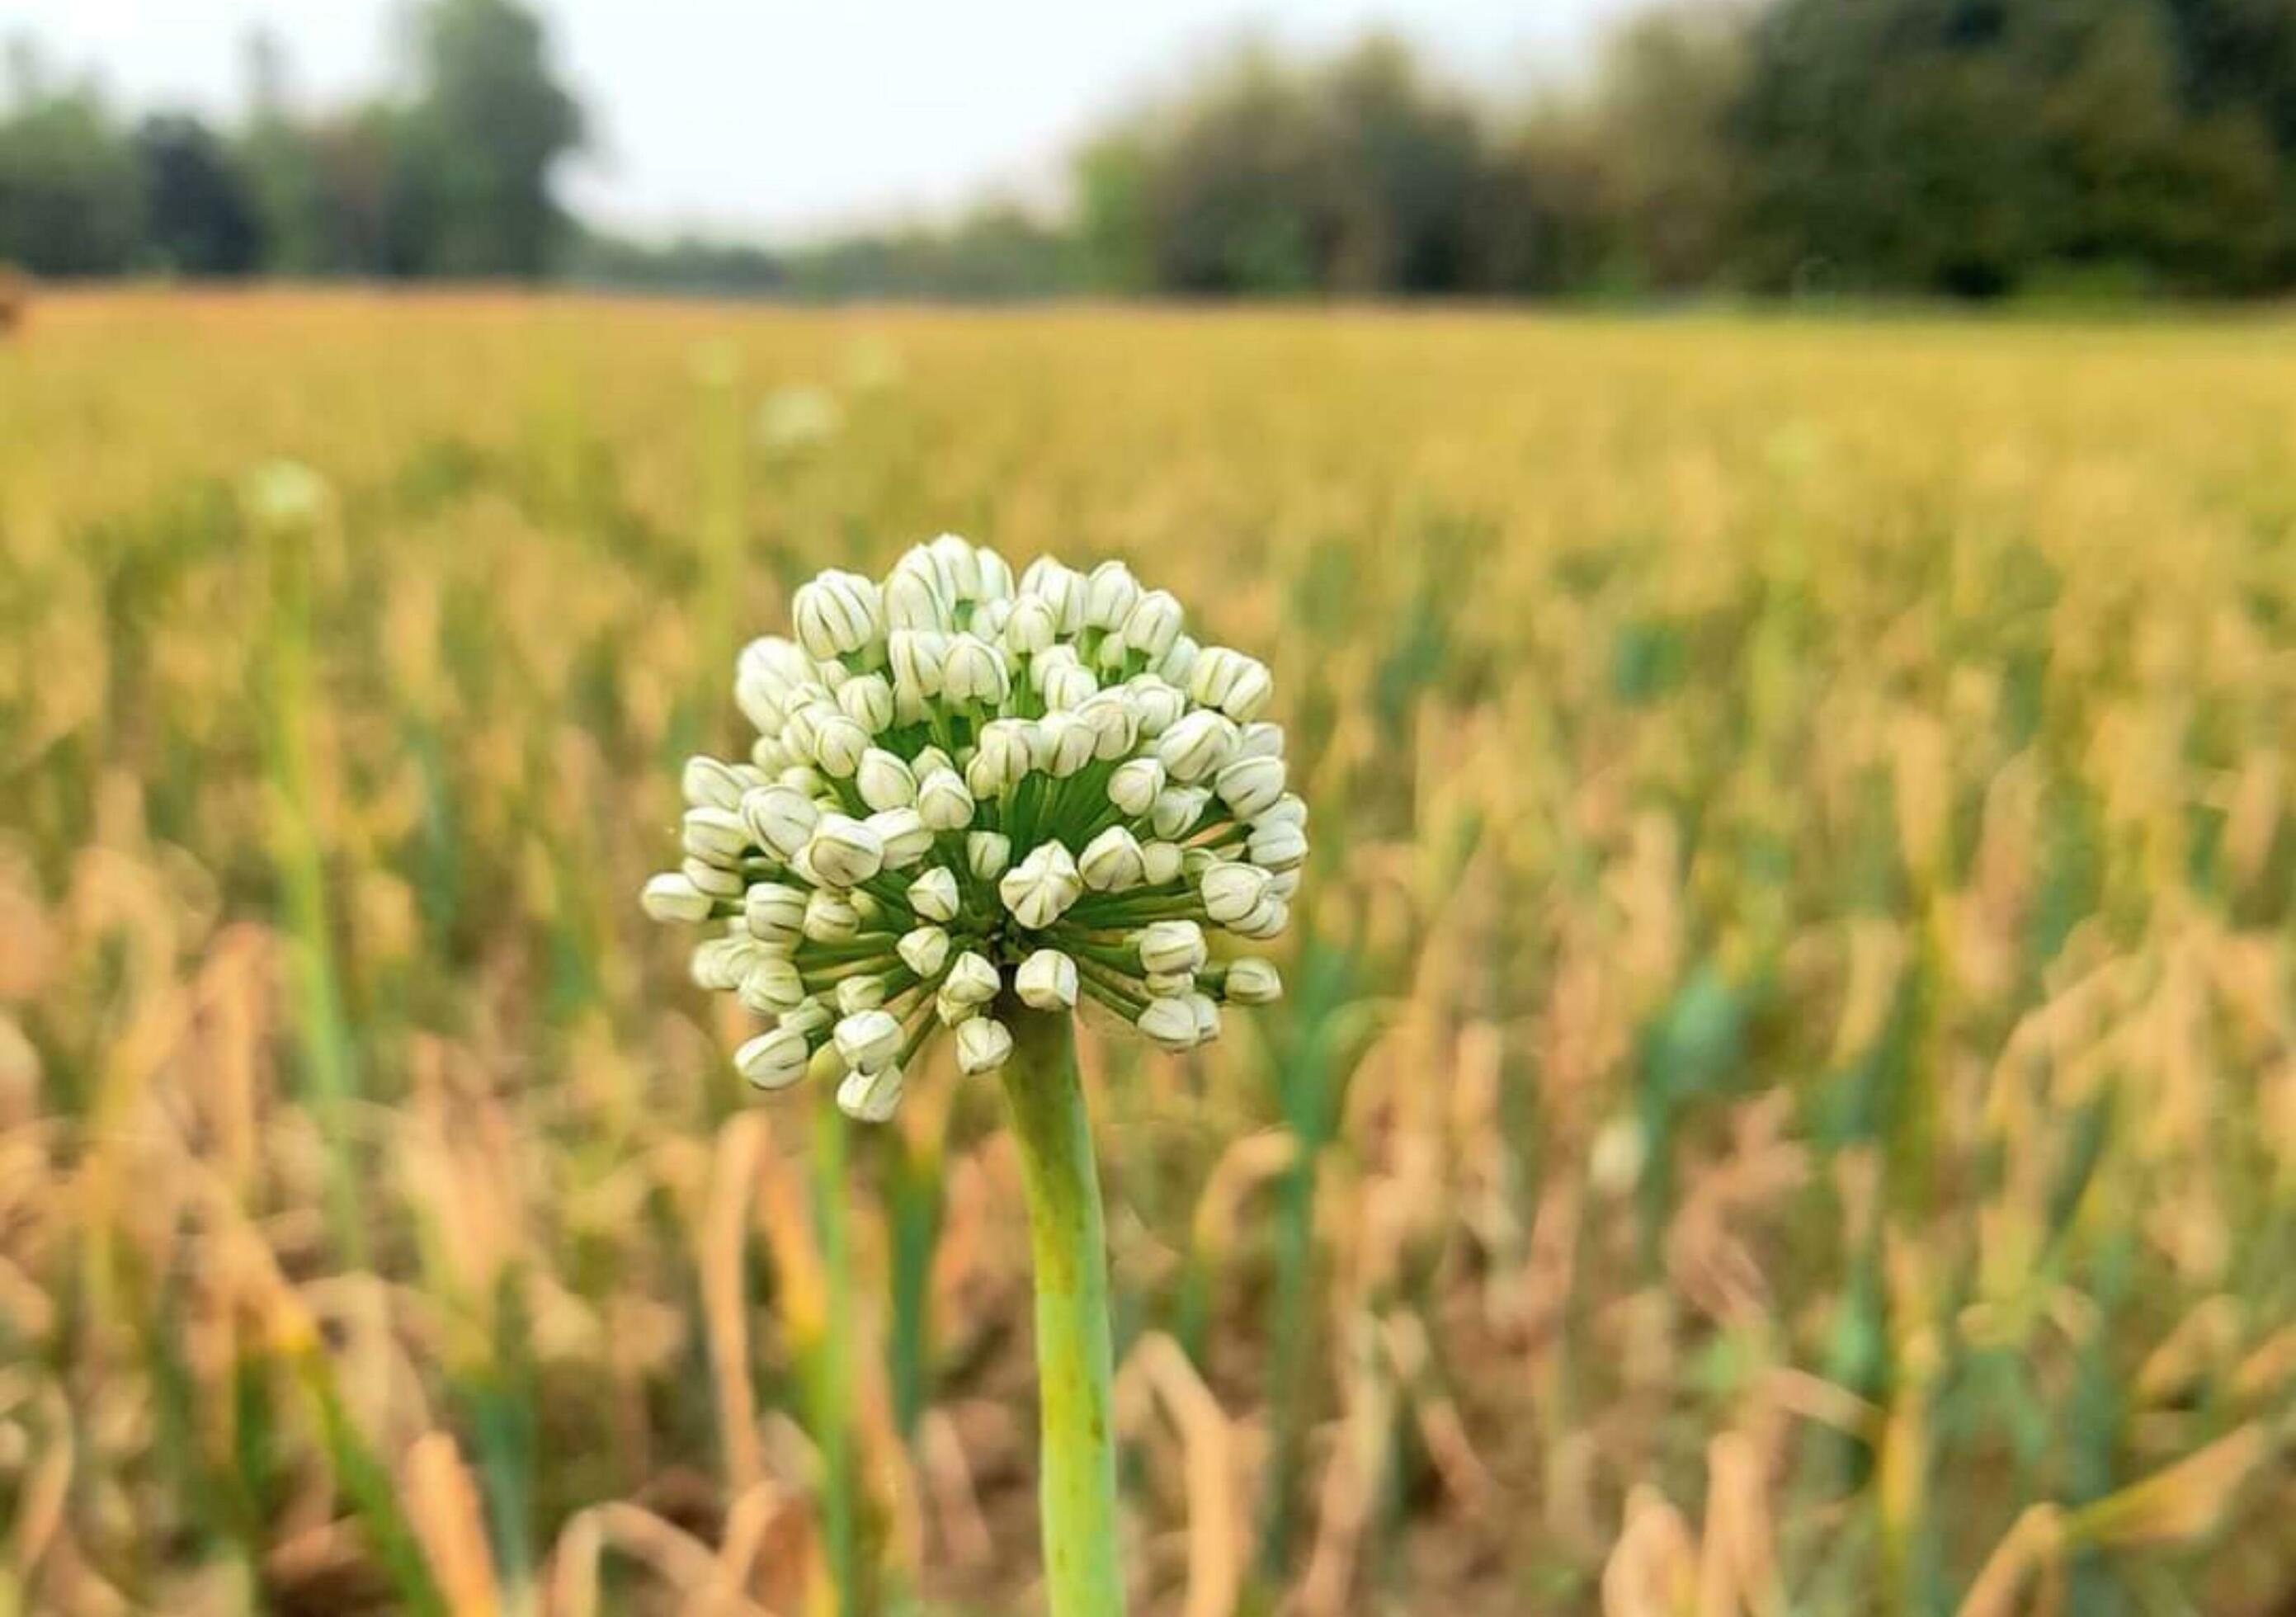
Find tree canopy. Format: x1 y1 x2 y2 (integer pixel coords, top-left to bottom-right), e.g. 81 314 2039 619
4 0 2295 299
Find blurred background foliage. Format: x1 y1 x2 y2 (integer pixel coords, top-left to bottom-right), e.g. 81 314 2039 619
7 0 2296 300
2 295 2293 1613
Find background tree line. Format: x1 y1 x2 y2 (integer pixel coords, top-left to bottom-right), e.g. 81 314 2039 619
0 0 579 280
6 0 2296 299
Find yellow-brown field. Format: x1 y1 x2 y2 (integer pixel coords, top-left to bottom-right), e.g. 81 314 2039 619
3 291 2293 1615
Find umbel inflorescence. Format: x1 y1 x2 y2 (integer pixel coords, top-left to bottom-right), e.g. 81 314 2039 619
642 536 1303 1122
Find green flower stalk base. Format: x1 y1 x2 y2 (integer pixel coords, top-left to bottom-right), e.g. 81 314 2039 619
1000 1004 1128 1617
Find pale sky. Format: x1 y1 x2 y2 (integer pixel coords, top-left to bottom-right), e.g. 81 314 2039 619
12 1 1643 240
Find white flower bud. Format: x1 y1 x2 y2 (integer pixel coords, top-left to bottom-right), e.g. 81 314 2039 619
1258 794 1308 829
1188 648 1274 723
1083 559 1141 629
913 745 955 778
780 998 833 1038
1144 969 1195 998
750 734 792 774
928 533 983 599
736 1026 813 1090
681 857 746 900
807 813 884 888
837 1063 904 1122
936 987 979 1025
943 634 1011 705
944 950 1002 1006
1247 820 1308 872
856 748 917 811
1136 919 1207 975
908 867 961 923
1016 948 1079 1011
1141 841 1184 886
1138 997 1200 1051
683 756 748 811
738 632 811 689
1121 590 1184 658
1108 757 1167 818
1158 635 1200 686
884 565 950 632
681 807 750 866
868 808 934 868
974 544 1014 600
1039 659 1097 711
916 770 975 830
780 700 828 761
739 661 804 734
1020 557 1086 629
691 936 757 991
742 784 818 860
1151 786 1212 840
972 719 1038 796
1001 841 1083 929
1003 595 1059 655
889 629 950 703
1228 895 1289 940
811 714 870 779
1078 826 1146 892
740 957 808 1013
779 764 826 796
837 673 895 734
1267 866 1301 900
744 883 808 945
1157 710 1239 783
1126 676 1186 737
793 569 884 661
837 974 889 1014
1187 992 1223 1044
1201 861 1273 925
1039 712 1096 777
1214 755 1287 818
804 889 863 942
1223 959 1282 1003
967 831 1011 881
1093 630 1133 673
955 1017 1014 1074
1076 691 1138 759
898 925 950 978
834 1008 903 1073
1237 721 1284 761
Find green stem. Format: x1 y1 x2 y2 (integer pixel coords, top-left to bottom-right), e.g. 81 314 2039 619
806 1097 861 1617
999 1005 1128 1617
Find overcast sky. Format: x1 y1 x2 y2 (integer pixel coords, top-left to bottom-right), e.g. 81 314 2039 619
13 1 1643 240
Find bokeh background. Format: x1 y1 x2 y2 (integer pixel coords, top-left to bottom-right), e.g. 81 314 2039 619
4 4 2296 1615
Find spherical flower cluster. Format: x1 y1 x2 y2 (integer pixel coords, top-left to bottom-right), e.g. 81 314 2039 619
643 536 1304 1120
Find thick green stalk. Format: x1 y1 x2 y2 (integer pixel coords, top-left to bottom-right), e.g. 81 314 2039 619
999 1006 1128 1617
806 1096 862 1617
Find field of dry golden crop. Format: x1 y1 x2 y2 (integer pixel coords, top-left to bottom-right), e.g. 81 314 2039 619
2 290 2294 1616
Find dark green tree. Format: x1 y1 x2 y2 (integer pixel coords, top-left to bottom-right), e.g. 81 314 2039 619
408 0 584 278
134 113 265 274
1317 36 1485 294
1732 0 2296 295
0 77 142 275
236 27 332 276
1590 2 1751 290
1134 48 1335 295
